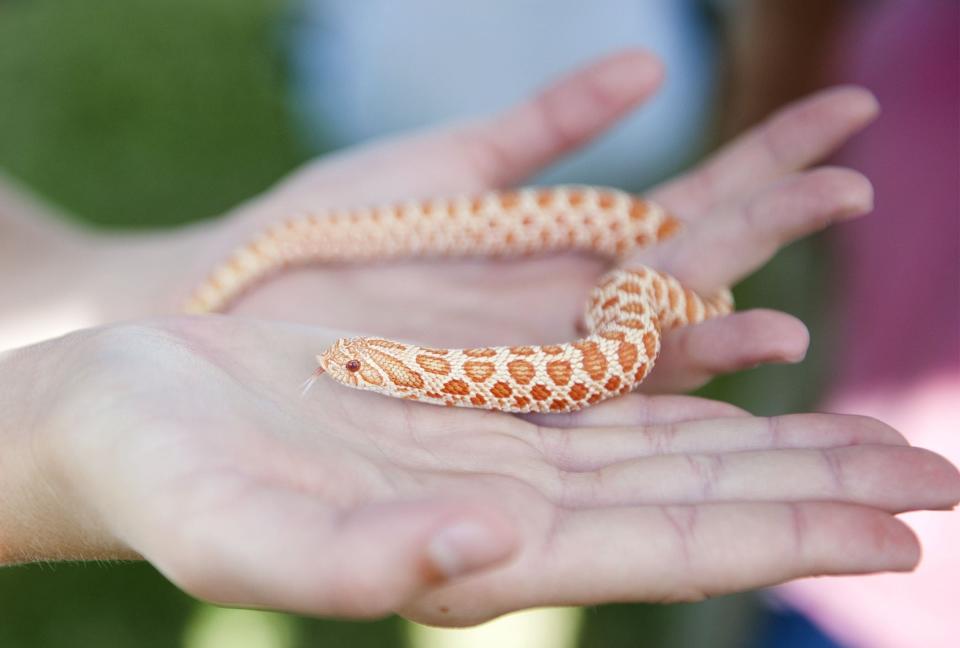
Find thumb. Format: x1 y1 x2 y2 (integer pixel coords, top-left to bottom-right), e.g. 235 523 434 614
149 485 517 618
320 499 518 617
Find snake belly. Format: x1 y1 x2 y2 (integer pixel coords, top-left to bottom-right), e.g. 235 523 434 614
185 185 733 412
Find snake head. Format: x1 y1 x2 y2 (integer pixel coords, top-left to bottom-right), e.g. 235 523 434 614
317 337 384 389
317 337 425 395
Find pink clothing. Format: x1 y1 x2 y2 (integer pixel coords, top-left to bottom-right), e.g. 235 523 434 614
777 2 960 646
827 0 959 393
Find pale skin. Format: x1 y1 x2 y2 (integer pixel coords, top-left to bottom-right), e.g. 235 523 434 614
0 51 958 625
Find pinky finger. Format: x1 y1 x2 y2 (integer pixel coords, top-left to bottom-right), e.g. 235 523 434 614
639 309 810 393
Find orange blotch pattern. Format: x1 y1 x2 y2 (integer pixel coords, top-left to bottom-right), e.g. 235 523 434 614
634 363 650 382
629 201 648 221
367 348 424 389
657 217 681 239
568 383 589 401
653 279 665 302
684 288 698 322
546 360 573 386
491 381 513 398
499 192 521 210
470 197 485 214
507 359 536 385
620 303 647 315
619 319 648 330
618 342 638 373
668 285 681 311
442 379 471 396
600 331 626 341
642 331 657 360
367 339 409 350
530 384 552 401
574 341 608 381
463 361 495 383
416 354 451 375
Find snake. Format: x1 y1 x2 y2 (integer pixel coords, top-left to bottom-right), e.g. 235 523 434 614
185 186 733 413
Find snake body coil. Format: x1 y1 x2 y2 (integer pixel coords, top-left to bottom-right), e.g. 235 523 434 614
187 186 732 412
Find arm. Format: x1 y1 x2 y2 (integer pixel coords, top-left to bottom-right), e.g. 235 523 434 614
0 175 99 350
0 172 212 350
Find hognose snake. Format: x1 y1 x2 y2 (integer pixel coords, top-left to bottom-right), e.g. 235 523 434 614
186 186 733 413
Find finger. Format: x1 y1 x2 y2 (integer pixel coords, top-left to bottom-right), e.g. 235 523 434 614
638 309 810 393
521 393 747 429
147 484 517 618
647 167 873 293
651 86 879 217
548 445 959 512
524 413 909 472
275 50 663 208
409 502 918 626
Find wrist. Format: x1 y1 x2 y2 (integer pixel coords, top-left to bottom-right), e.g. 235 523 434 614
0 334 133 563
0 341 62 563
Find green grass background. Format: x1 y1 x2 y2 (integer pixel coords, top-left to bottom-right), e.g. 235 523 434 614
0 1 826 646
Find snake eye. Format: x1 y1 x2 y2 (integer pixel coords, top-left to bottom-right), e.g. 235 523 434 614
345 360 361 372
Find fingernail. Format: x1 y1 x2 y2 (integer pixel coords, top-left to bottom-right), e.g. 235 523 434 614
427 520 512 580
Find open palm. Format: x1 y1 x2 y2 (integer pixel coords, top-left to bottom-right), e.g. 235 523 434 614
177 50 878 393
39 317 958 626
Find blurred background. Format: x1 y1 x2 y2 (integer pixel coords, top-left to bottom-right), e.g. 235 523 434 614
0 0 956 646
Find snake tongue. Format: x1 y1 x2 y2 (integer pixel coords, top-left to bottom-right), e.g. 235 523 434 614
300 367 325 397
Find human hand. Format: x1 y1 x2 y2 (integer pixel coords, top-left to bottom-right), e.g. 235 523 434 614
4 317 957 625
180 50 879 393
10 50 878 390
